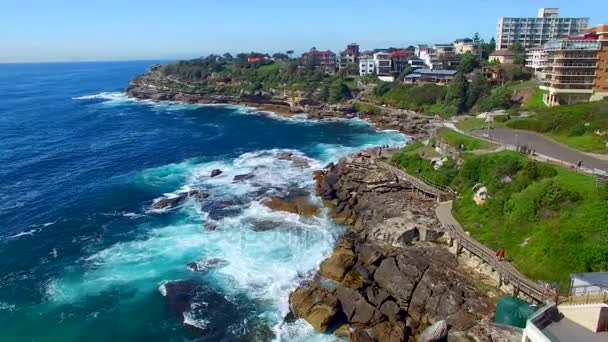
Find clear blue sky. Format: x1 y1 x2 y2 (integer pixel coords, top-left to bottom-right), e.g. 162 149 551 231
1 0 606 63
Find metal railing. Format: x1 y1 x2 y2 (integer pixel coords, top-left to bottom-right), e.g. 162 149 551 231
377 161 455 198
445 223 548 302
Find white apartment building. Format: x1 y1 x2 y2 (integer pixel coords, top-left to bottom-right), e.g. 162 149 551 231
525 47 548 78
359 55 375 76
373 52 392 75
417 44 457 69
496 8 589 50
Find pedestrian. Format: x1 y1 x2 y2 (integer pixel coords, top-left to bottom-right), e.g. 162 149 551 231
500 250 505 261
495 250 500 261
577 160 583 168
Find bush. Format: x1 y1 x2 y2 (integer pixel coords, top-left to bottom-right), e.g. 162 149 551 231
477 87 514 112
506 118 543 132
568 123 587 137
353 102 383 115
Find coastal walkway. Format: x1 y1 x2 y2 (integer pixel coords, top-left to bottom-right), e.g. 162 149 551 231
471 128 608 173
377 160 454 201
436 201 548 303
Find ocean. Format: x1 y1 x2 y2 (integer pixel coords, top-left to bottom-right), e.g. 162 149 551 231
0 61 407 341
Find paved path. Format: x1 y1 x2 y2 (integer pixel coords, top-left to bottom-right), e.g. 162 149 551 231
377 161 453 200
471 128 608 172
436 201 547 302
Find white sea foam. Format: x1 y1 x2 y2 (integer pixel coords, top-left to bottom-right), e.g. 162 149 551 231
9 228 40 239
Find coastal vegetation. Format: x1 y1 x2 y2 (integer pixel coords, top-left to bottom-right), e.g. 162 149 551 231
391 149 608 287
437 128 495 151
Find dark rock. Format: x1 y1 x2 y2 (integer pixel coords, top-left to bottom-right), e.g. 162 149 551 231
365 286 390 308
210 169 223 177
380 300 401 322
336 285 383 325
186 257 229 272
233 173 255 182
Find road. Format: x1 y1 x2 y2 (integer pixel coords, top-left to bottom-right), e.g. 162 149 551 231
471 128 608 171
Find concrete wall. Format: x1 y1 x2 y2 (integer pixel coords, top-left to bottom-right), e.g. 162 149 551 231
558 303 608 332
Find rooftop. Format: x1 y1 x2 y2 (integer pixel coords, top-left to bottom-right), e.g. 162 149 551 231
414 69 458 75
542 316 608 342
571 272 608 287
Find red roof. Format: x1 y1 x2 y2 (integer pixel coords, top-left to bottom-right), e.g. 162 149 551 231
247 56 266 62
390 50 411 58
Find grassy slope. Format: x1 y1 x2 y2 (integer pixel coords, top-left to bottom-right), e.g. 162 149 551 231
438 128 495 151
392 148 608 288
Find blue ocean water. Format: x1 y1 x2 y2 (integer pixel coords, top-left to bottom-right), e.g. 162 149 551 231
0 61 406 341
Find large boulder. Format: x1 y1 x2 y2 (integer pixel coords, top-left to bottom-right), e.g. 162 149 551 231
319 235 356 281
289 286 339 333
337 285 383 325
262 196 320 217
373 254 428 305
210 169 223 177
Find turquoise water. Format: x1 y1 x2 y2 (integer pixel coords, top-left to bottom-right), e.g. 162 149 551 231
0 61 407 341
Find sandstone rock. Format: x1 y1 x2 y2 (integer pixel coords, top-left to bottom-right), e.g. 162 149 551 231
319 237 356 281
371 321 408 342
349 328 373 342
262 196 319 217
418 320 448 342
334 324 352 338
289 286 338 333
380 300 401 322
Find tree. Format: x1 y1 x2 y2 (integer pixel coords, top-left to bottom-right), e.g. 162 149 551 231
509 42 526 65
329 80 352 103
481 37 496 60
398 66 414 80
467 71 489 109
319 84 330 102
473 32 481 43
272 52 289 60
445 72 470 114
223 53 233 61
458 51 479 73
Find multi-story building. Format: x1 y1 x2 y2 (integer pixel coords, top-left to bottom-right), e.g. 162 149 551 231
453 38 482 60
540 25 608 106
359 54 375 76
301 48 337 70
373 52 392 75
525 47 548 75
496 8 589 50
417 44 458 69
339 43 360 70
390 50 413 74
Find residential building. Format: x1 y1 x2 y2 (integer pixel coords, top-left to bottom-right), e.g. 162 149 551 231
525 47 548 76
418 44 458 69
540 26 608 106
408 57 426 70
404 69 457 84
522 303 608 342
339 43 360 70
373 52 392 75
247 56 268 63
301 48 337 70
453 38 482 60
496 8 589 50
359 54 375 76
390 50 413 74
489 49 517 64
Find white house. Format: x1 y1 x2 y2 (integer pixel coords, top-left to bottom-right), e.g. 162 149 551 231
373 52 392 75
359 55 375 76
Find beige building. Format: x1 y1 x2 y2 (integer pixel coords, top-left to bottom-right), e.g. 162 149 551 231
453 38 482 60
540 25 608 106
489 50 517 64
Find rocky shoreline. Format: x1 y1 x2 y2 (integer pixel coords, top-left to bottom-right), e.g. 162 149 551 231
126 71 439 140
287 152 522 341
126 72 521 341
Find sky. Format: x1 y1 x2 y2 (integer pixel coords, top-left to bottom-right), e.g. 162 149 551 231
1 0 607 63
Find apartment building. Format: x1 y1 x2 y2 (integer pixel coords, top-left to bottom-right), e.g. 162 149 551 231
373 52 392 75
417 44 458 69
496 8 589 50
390 50 413 74
525 47 548 75
301 48 337 70
539 24 608 106
359 54 375 76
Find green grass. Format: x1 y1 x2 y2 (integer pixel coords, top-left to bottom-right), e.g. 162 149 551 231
506 80 538 91
438 128 495 151
547 133 608 154
523 88 546 111
456 118 495 132
256 61 287 76
353 101 383 115
391 146 608 288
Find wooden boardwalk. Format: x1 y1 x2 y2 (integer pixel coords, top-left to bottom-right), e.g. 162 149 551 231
436 201 548 303
377 161 454 201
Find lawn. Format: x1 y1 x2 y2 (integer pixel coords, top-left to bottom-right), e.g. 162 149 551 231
547 133 608 154
438 128 495 151
523 88 546 111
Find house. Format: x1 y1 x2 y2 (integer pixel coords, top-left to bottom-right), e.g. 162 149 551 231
453 38 482 60
417 44 458 69
489 50 517 64
569 272 608 296
301 48 337 70
404 69 457 84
